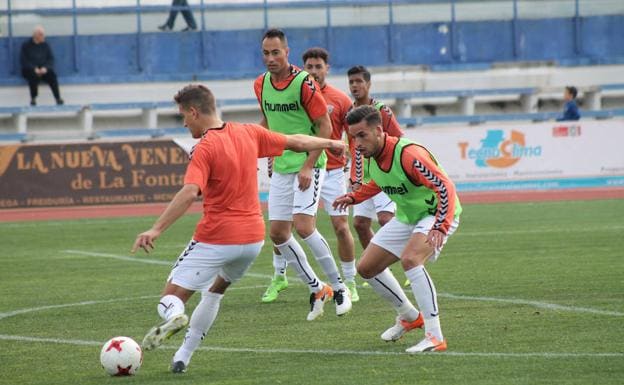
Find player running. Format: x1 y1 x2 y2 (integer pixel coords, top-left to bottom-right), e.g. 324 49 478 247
133 84 347 373
334 105 461 353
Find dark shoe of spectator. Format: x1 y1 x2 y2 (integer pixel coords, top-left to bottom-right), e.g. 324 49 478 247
56 98 64 105
158 24 172 31
181 27 197 32
30 99 36 106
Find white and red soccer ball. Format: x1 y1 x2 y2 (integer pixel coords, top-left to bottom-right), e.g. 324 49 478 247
100 336 143 376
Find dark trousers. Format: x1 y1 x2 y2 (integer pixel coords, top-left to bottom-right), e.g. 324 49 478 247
165 0 197 29
21 67 61 100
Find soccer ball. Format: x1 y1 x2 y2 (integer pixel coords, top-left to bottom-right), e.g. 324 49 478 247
100 336 143 376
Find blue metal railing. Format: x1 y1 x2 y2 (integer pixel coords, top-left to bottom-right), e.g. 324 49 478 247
0 0 588 76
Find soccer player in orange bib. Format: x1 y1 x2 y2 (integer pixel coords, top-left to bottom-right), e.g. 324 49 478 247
132 84 346 373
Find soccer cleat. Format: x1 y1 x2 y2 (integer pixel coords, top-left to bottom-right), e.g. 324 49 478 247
171 361 187 373
362 281 370 288
306 285 333 321
405 333 447 353
404 279 411 287
333 288 352 316
380 313 424 342
142 313 189 351
261 275 288 303
345 280 359 302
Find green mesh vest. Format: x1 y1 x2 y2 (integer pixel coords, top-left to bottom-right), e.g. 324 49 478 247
261 70 327 174
368 138 462 225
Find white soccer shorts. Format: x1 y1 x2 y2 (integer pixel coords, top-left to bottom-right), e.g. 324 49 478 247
352 191 396 219
320 167 349 217
268 168 326 221
371 216 460 262
168 240 264 291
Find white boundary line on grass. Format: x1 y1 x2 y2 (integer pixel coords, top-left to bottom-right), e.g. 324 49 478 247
63 249 624 318
62 249 272 280
0 285 266 321
0 334 622 359
437 293 624 317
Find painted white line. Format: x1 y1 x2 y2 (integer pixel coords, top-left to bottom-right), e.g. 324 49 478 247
64 249 171 266
62 249 272 279
439 293 624 317
0 285 268 321
0 295 156 321
453 225 624 237
1 217 151 228
0 334 621 359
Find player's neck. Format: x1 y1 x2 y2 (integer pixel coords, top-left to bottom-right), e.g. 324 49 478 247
201 118 225 134
354 96 369 107
272 64 292 82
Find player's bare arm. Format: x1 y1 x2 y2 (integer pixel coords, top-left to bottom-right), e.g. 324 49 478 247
131 183 200 254
298 112 331 190
285 134 345 156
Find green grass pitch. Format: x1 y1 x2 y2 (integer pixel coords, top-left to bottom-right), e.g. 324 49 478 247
1 199 623 385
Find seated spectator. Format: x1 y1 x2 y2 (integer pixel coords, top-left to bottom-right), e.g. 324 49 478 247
556 86 580 121
20 26 63 106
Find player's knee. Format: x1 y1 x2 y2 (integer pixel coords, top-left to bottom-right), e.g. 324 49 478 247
332 220 351 239
377 212 394 226
400 251 430 270
293 223 314 239
356 261 376 279
353 218 370 235
269 229 289 245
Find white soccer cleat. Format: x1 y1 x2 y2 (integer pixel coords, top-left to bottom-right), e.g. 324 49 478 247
380 313 424 342
405 333 447 353
307 285 333 321
333 288 352 316
142 313 189 351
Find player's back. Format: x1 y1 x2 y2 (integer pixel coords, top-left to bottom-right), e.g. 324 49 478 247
191 122 284 245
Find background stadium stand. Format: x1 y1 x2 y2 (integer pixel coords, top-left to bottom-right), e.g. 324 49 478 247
1 0 623 141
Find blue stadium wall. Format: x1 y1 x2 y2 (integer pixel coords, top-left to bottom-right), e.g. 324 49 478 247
1 15 623 85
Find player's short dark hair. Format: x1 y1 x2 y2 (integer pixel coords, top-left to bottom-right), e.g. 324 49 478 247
566 86 578 99
347 65 371 82
262 28 288 46
302 47 329 64
346 105 381 127
174 84 216 115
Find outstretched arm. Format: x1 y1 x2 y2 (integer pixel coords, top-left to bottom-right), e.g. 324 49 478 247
131 183 199 253
332 180 382 211
297 113 332 190
285 133 345 156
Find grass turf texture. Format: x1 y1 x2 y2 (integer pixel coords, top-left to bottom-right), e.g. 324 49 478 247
1 199 623 385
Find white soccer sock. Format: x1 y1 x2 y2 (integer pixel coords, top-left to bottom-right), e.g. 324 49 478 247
173 291 223 366
303 230 346 292
405 265 443 340
364 268 419 321
273 251 287 277
157 294 185 321
341 260 357 283
275 235 323 293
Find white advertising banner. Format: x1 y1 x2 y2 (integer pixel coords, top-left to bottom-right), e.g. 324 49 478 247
403 119 624 191
175 119 624 196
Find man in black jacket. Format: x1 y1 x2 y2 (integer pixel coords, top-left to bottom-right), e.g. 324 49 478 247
20 26 63 106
